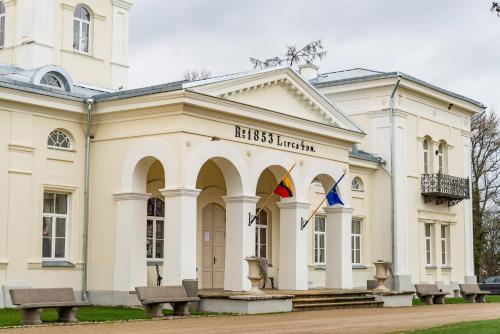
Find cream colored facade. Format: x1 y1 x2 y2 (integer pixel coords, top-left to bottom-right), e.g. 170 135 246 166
0 0 483 307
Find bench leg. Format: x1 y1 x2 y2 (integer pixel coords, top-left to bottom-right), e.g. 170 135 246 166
463 294 476 303
144 303 164 319
434 295 445 304
20 308 42 325
173 302 190 316
419 296 433 305
58 307 77 322
475 295 487 303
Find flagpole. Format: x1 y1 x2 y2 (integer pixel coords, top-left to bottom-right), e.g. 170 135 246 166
300 173 346 230
249 162 297 226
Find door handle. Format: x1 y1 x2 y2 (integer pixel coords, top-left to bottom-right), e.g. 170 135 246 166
213 257 216 264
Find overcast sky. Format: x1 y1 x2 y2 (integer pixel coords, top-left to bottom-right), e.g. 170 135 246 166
128 0 499 109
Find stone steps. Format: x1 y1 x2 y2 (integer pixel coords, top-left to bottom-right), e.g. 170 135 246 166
291 291 383 311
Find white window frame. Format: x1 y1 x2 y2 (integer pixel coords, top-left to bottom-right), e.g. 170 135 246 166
423 139 429 174
42 192 69 260
47 129 71 151
425 223 432 265
314 215 326 265
352 219 362 265
0 2 5 48
255 209 268 258
146 197 165 260
440 225 448 266
73 5 91 54
438 143 444 174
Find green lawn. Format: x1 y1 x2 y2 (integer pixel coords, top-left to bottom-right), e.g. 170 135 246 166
0 306 207 327
412 295 500 306
404 318 500 333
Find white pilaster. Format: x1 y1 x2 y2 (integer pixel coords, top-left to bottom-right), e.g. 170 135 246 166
112 192 150 294
277 200 310 290
462 132 475 282
161 188 201 285
222 195 259 291
324 206 354 289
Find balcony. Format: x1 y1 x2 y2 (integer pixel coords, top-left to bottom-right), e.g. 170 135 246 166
421 173 470 206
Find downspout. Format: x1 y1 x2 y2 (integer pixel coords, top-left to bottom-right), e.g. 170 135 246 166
389 78 400 283
82 98 94 302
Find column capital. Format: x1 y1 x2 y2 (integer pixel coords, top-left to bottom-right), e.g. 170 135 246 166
113 192 151 201
160 188 201 198
277 200 310 210
323 206 354 214
222 195 260 204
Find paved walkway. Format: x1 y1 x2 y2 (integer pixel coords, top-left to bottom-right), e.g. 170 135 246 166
3 303 500 334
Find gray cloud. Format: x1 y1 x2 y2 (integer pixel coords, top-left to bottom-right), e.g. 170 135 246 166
129 0 499 109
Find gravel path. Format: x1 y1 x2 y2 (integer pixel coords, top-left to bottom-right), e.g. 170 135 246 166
3 303 500 334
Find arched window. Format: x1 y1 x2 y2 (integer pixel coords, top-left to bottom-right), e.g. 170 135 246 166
73 4 90 53
255 209 268 258
40 72 64 90
423 139 429 174
0 2 5 48
351 177 363 191
47 130 71 149
147 197 164 260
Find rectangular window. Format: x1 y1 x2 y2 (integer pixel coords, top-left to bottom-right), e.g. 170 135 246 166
423 151 428 174
352 219 362 264
425 223 432 265
314 216 325 265
42 192 68 260
441 225 448 265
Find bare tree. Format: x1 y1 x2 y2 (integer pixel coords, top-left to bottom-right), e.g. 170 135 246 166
184 69 212 81
479 210 500 278
491 2 500 16
250 39 327 70
471 109 500 279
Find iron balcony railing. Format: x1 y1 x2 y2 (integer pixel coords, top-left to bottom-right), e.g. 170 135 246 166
421 173 470 206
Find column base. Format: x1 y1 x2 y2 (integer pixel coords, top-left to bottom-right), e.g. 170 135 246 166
464 275 477 283
391 275 413 291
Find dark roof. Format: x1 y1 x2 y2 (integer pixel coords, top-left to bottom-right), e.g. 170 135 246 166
92 81 184 102
349 145 383 163
310 68 485 108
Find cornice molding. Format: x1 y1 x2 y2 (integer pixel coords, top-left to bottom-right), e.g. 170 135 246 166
323 206 355 214
276 200 310 210
160 188 201 198
222 195 260 204
112 0 134 10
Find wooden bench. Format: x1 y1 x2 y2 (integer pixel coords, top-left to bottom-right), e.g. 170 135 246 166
415 284 448 305
459 284 490 303
9 288 88 325
135 286 199 318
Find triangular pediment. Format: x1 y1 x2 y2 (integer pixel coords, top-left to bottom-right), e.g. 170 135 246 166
184 67 362 132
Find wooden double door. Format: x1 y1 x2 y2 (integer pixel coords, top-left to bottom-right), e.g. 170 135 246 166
201 203 225 289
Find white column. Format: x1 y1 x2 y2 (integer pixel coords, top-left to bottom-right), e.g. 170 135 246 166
112 192 150 299
277 200 310 290
324 206 354 289
222 195 259 291
161 188 201 285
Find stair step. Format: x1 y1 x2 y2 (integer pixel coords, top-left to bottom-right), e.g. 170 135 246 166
292 296 375 304
293 300 384 311
291 293 371 299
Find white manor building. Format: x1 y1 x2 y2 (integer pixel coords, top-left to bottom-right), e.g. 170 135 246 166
0 0 482 307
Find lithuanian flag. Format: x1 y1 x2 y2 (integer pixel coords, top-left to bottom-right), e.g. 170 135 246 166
273 176 294 198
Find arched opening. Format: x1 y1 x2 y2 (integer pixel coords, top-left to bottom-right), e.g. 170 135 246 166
254 165 297 288
195 157 243 289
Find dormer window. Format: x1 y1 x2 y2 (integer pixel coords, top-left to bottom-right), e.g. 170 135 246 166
73 5 91 53
40 73 64 90
0 2 5 48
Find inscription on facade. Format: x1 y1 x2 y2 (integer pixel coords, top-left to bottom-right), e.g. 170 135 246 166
234 125 315 152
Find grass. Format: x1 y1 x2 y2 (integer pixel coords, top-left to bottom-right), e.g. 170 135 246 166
404 318 500 333
412 295 500 306
0 306 215 328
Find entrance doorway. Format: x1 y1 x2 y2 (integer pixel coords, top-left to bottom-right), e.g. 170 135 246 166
201 203 225 289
